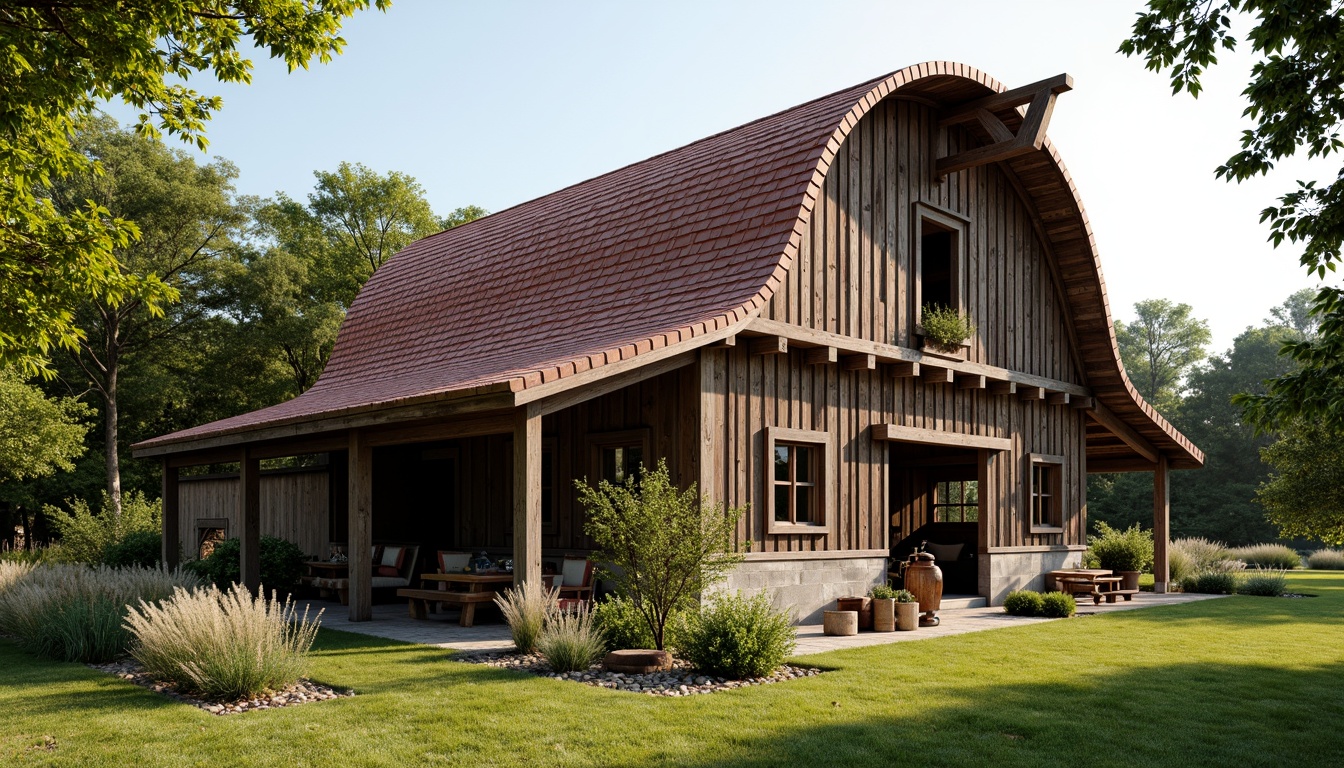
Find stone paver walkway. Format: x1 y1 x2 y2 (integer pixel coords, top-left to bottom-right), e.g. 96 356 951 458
303 591 1226 656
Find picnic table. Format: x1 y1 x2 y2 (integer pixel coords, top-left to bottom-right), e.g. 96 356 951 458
1047 569 1139 605
398 572 514 627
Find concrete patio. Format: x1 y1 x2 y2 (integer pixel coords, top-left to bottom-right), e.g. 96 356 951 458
301 591 1227 656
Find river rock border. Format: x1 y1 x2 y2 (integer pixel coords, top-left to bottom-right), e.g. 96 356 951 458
458 650 822 696
89 659 353 715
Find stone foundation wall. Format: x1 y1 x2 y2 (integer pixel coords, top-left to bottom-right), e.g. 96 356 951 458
979 548 1083 605
719 555 887 624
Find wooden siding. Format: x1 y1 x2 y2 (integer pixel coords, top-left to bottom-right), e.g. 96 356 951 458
177 469 330 558
763 99 1082 385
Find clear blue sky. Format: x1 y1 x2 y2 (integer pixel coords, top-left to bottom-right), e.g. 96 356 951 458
107 0 1328 352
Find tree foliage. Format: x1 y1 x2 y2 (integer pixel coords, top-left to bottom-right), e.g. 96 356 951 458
1257 421 1344 545
0 0 387 376
1120 1 1344 430
1115 298 1211 415
0 369 90 483
577 460 745 650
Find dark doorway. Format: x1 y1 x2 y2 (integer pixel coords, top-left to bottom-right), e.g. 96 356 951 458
889 442 980 595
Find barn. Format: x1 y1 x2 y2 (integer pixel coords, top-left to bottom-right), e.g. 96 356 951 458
134 62 1202 622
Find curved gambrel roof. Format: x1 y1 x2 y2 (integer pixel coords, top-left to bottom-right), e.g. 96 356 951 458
136 62 1201 468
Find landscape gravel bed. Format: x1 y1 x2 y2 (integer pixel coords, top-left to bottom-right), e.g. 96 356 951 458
89 659 353 715
459 650 822 696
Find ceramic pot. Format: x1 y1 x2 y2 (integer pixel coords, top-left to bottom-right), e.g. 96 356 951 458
895 601 919 631
835 596 873 630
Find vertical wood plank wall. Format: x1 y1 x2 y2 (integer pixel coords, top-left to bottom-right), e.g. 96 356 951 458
176 470 330 558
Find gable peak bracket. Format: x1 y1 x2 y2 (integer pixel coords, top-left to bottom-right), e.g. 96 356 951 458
935 73 1073 180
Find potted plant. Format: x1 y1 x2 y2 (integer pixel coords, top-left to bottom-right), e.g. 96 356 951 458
893 589 919 631
1086 522 1153 591
870 584 898 632
919 304 974 361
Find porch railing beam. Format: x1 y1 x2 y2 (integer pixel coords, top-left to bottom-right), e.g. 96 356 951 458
513 406 542 589
348 429 373 621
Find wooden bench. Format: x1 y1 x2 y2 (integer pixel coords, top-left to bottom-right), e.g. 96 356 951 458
396 588 495 626
1059 576 1124 605
1103 589 1140 603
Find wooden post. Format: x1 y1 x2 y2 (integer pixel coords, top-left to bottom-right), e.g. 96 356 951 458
1153 455 1170 594
161 460 180 569
239 448 261 593
348 429 373 621
513 406 542 589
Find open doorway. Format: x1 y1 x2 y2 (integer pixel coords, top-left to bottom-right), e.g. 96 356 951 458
889 443 981 595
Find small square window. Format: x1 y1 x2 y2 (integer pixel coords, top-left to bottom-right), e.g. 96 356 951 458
1027 454 1064 533
765 427 833 535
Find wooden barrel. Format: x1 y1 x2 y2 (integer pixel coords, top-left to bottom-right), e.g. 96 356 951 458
823 610 858 636
904 561 943 613
835 596 872 630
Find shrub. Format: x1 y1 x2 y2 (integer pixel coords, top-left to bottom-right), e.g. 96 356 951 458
674 591 796 680
892 589 917 603
1171 537 1230 574
869 583 898 600
1179 570 1238 595
1086 522 1154 573
1227 543 1301 570
44 491 160 565
494 582 558 654
187 535 307 593
126 584 321 700
1039 592 1077 618
1306 549 1344 570
592 594 656 651
103 530 162 569
1002 590 1044 616
921 304 975 349
0 563 194 662
1237 568 1288 597
536 606 606 673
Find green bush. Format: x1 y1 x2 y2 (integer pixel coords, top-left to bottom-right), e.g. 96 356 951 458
921 304 975 349
494 582 558 655
1002 590 1044 616
536 606 606 673
1306 549 1344 570
674 591 796 680
0 562 195 662
125 584 322 700
103 530 162 569
1086 522 1154 573
44 491 160 565
869 584 898 600
1180 571 1238 595
592 594 657 651
187 535 306 593
1237 568 1288 597
1227 543 1301 570
1039 592 1076 618
892 589 917 603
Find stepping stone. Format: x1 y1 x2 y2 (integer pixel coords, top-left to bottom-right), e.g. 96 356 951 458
603 649 672 674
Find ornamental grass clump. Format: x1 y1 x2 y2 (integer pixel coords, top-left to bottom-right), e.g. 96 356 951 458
1002 590 1045 616
1307 549 1344 570
125 584 322 701
536 606 606 673
1237 568 1288 597
674 591 796 680
921 304 975 350
494 582 559 654
1227 543 1302 570
1171 537 1231 573
0 562 191 662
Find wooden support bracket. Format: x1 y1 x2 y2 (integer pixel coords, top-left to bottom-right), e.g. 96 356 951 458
887 361 920 378
936 73 1073 178
921 365 954 385
988 381 1017 397
748 336 787 356
804 346 838 366
842 353 877 371
1047 392 1071 406
1070 396 1096 410
955 373 987 390
708 335 737 349
1018 386 1045 401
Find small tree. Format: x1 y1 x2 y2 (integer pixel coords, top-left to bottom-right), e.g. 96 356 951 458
1256 421 1344 546
578 459 745 650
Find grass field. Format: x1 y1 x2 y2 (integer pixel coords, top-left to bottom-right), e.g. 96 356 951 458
4 573 1342 767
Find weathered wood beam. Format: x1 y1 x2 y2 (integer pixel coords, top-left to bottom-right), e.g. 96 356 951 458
707 335 737 349
804 346 838 366
239 448 260 594
530 351 695 418
842 353 877 371
874 423 1011 452
1047 392 1071 406
974 108 1014 143
887 361 920 378
921 365 955 385
1018 386 1045 401
1084 458 1158 474
988 381 1017 397
936 73 1073 178
513 406 542 589
1087 402 1160 464
161 461 179 569
348 430 373 621
955 373 987 390
1070 396 1096 410
1154 455 1170 593
748 336 787 356
939 73 1074 127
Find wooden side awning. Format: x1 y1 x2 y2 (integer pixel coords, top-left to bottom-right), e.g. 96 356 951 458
873 424 1011 452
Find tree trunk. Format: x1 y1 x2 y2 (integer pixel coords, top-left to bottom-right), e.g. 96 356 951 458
104 322 122 519
19 504 32 551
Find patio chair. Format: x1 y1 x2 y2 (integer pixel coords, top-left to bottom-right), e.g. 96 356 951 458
556 556 594 610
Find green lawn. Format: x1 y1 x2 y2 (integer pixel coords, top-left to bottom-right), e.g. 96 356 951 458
5 574 1343 767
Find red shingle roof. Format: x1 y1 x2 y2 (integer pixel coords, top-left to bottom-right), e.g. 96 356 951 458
135 62 1201 466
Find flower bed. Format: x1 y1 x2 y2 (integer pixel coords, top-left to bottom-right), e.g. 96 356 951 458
459 651 820 696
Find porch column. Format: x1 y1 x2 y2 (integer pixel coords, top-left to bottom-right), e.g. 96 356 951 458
239 448 261 593
513 406 542 589
161 460 180 569
1153 455 1170 594
348 429 373 621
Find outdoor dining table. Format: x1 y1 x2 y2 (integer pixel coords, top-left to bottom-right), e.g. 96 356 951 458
411 572 515 626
